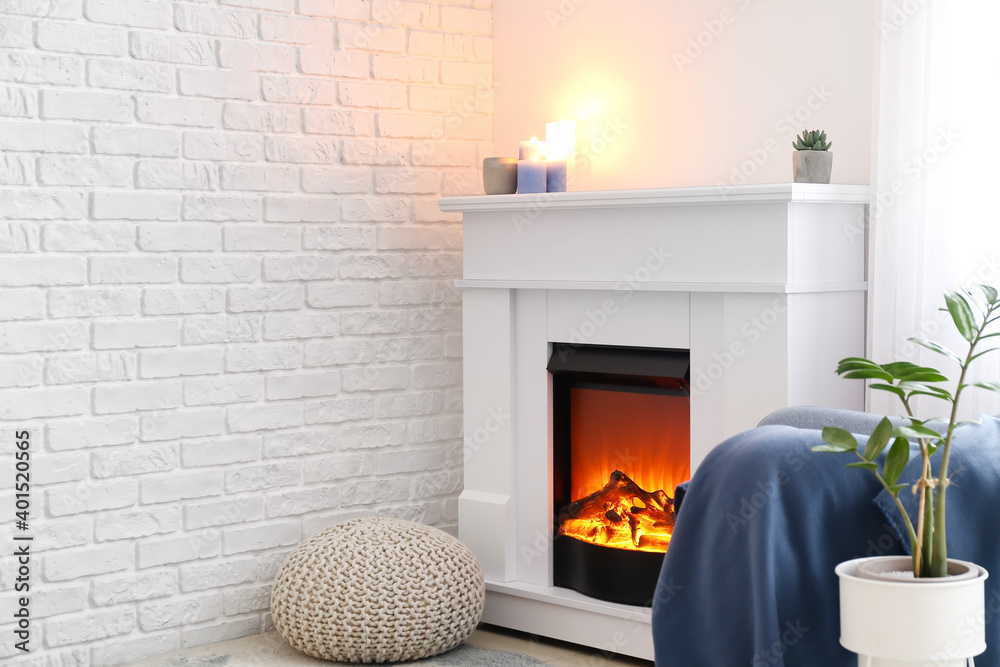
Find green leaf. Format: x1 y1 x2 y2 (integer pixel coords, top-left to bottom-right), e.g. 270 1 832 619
893 424 942 440
842 369 895 382
966 288 988 320
969 348 1000 363
881 361 921 377
889 482 910 495
906 389 955 403
837 362 884 373
898 382 953 401
813 427 858 453
909 337 962 364
883 438 910 486
837 356 881 368
945 290 977 342
981 285 998 305
863 417 894 461
894 367 948 383
869 382 906 398
848 461 879 470
974 380 1000 393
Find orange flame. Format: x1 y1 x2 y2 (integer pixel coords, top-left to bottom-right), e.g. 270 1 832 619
561 387 689 553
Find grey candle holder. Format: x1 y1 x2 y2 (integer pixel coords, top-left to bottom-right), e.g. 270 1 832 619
483 157 518 195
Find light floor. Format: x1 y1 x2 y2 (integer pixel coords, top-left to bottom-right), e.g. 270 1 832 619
467 625 654 666
129 625 654 666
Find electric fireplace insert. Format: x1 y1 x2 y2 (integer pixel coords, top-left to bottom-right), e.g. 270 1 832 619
548 343 691 606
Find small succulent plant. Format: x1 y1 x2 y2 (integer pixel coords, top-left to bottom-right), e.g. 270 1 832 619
792 129 832 151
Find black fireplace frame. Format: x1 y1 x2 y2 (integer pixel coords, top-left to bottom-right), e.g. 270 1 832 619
547 342 690 607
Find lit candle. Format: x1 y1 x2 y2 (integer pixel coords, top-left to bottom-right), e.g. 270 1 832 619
546 160 567 193
519 137 546 161
517 156 546 194
546 119 576 190
545 120 576 161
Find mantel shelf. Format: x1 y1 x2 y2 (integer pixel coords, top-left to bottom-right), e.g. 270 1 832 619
440 183 870 213
455 279 869 294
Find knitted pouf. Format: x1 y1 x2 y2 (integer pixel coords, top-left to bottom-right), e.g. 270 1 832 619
271 517 486 663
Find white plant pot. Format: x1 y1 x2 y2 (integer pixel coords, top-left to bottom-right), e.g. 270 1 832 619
837 557 989 667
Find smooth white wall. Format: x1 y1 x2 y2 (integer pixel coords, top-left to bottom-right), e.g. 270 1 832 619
494 0 875 190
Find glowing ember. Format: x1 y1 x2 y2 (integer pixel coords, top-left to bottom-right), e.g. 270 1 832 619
557 470 674 553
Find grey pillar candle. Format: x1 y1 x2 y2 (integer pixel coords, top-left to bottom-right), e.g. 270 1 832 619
482 157 518 195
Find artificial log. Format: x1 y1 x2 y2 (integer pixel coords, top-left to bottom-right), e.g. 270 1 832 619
557 470 675 552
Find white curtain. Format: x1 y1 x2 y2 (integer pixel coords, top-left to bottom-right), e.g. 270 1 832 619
869 0 1000 419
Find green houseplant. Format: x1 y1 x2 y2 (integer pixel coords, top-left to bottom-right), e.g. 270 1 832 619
791 129 833 183
815 285 996 666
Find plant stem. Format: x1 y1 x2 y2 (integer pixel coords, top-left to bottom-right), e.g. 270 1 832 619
889 488 919 565
930 301 999 576
921 473 934 575
857 451 919 561
901 398 931 576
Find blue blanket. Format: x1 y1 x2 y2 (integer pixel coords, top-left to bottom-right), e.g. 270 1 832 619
651 417 1000 667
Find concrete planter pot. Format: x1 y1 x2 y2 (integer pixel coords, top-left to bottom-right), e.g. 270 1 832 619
792 150 833 184
836 556 989 667
482 157 518 195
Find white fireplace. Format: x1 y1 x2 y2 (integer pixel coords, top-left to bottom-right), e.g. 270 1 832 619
440 184 870 660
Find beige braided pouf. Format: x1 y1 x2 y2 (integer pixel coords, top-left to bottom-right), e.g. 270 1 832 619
271 517 485 663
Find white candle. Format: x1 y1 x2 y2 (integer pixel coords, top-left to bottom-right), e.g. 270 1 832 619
545 120 576 161
546 120 576 190
519 137 546 161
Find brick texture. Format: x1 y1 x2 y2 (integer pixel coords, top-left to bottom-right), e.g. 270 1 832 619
0 0 488 662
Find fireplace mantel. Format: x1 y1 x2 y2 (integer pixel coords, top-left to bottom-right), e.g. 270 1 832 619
442 184 869 660
440 182 870 210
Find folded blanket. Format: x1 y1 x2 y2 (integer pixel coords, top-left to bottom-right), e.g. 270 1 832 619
652 419 1000 666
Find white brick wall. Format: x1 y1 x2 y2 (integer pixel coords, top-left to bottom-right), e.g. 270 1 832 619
0 0 490 662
